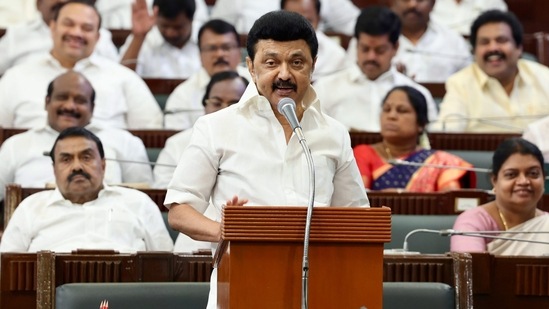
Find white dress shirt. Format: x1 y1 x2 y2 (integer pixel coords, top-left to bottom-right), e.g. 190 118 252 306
314 65 438 132
164 66 250 130
0 184 174 253
164 83 369 309
523 116 549 162
153 129 193 188
393 21 472 83
0 124 154 200
0 0 37 27
431 60 549 133
119 26 201 79
313 30 352 81
210 0 359 35
0 17 119 75
0 53 163 129
431 0 508 35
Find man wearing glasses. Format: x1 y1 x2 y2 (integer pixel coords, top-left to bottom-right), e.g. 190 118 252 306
164 19 250 130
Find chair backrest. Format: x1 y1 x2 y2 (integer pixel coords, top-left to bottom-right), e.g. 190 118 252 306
386 215 457 254
447 150 493 190
55 282 209 309
383 282 455 309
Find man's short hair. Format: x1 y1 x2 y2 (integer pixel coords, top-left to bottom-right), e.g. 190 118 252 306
354 6 401 45
46 72 96 107
50 127 105 163
280 0 321 16
153 0 195 20
470 10 523 50
246 10 318 61
52 0 102 29
202 71 249 107
198 19 240 49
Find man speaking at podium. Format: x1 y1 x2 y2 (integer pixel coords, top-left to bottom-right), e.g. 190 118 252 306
164 10 369 308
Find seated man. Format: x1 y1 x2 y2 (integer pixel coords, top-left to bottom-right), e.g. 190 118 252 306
154 71 248 253
0 0 118 75
0 71 154 201
119 0 201 78
0 0 162 129
432 10 549 133
164 19 249 129
0 127 173 253
390 0 471 83
431 0 508 36
282 0 351 81
155 71 248 188
314 6 437 132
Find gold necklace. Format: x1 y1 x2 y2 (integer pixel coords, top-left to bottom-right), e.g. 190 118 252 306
496 207 509 231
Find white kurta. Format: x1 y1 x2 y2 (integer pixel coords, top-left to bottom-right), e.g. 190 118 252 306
0 184 174 253
431 0 508 35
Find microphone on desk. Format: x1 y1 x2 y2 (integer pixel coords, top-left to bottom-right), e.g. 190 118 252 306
403 48 471 61
402 228 549 252
387 158 492 174
438 113 549 132
42 151 177 168
277 97 315 309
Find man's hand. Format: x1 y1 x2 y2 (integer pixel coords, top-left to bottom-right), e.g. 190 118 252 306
131 0 158 37
225 195 249 206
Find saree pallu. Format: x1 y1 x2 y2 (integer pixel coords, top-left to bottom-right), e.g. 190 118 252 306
353 145 476 192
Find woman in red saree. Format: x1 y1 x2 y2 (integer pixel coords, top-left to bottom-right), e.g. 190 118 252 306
353 86 476 192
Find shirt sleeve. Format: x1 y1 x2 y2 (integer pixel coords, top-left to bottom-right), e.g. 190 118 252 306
451 208 493 252
118 132 154 185
0 198 33 252
120 71 163 129
137 193 174 251
430 76 469 132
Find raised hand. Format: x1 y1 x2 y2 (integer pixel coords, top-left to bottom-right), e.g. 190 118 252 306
131 0 158 37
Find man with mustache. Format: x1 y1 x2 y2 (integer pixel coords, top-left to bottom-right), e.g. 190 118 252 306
390 0 471 83
0 126 173 253
314 6 438 132
0 0 162 129
119 0 202 78
0 0 118 75
0 71 154 201
164 19 249 130
432 10 549 133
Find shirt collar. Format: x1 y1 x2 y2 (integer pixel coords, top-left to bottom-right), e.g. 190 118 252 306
46 183 115 206
348 64 396 83
45 52 101 70
471 61 526 89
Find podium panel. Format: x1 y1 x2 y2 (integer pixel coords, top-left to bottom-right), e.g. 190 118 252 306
217 206 391 309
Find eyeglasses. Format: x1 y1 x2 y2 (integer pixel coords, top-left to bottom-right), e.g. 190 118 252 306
200 44 239 54
204 99 239 109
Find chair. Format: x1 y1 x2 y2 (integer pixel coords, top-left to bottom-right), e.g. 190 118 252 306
386 214 457 253
447 150 493 190
142 78 185 111
383 282 455 309
55 282 209 309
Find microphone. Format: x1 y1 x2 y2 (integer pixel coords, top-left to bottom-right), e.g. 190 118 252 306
163 108 203 115
403 48 471 61
277 98 315 309
439 113 549 132
42 151 177 167
387 158 492 174
402 228 549 252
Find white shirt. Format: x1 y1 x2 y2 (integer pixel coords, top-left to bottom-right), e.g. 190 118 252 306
164 83 369 308
314 65 438 132
210 0 360 35
164 66 250 130
95 0 209 41
0 17 119 75
313 30 352 81
0 0 37 27
523 116 549 162
0 53 163 129
0 124 154 200
431 0 508 36
153 129 193 188
394 21 472 83
119 26 201 79
0 184 174 253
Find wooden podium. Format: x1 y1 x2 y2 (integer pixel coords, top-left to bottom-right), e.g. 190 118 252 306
215 206 392 309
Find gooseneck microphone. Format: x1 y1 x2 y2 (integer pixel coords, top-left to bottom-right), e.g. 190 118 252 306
277 98 315 309
42 151 177 167
387 158 492 174
402 229 549 252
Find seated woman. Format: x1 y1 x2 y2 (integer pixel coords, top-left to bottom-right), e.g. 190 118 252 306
451 138 549 255
353 85 475 192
